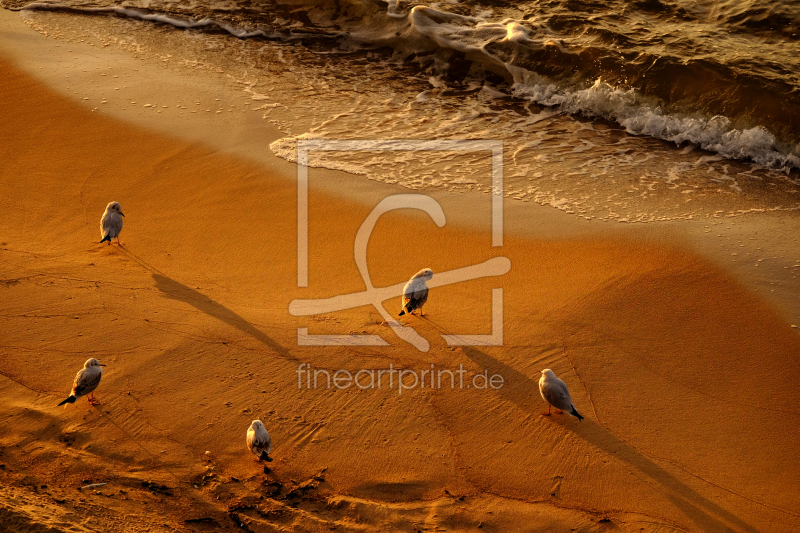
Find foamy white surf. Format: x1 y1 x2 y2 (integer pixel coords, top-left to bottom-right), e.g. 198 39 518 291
512 77 800 172
7 2 294 39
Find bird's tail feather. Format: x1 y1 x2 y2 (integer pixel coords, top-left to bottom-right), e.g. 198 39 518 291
570 406 584 421
400 302 418 316
57 396 76 407
100 235 111 243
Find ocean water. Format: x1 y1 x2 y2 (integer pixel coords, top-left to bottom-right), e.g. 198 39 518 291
6 0 800 221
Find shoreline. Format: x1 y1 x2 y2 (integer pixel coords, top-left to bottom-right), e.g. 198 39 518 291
1 8 800 533
2 9 798 329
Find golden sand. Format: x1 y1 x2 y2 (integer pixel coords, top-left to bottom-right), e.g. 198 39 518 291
1 34 799 533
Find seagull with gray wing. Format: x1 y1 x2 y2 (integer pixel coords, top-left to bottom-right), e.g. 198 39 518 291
100 201 124 245
58 358 106 408
398 268 433 317
539 369 584 421
246 420 273 462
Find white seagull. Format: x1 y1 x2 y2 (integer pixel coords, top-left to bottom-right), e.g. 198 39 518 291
246 420 273 462
539 369 584 421
58 358 106 408
100 201 124 245
398 268 433 317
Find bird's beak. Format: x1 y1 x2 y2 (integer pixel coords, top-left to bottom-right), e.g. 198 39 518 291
120 212 125 217
100 364 107 366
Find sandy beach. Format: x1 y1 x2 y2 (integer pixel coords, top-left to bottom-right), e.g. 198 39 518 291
1 8 800 533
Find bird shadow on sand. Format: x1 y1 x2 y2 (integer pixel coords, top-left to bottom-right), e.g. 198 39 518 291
458 344 758 533
419 311 757 533
151 273 296 362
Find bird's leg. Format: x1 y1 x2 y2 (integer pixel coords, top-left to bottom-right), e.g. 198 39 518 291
543 404 552 416
87 393 100 406
556 409 563 414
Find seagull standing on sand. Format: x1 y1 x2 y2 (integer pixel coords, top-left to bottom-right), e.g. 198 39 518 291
398 268 433 317
539 369 584 421
100 201 124 245
58 358 106 408
246 420 273 462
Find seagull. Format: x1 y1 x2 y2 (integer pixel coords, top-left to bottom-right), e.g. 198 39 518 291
398 268 433 317
58 358 106 408
100 201 124 245
246 420 273 462
539 369 584 421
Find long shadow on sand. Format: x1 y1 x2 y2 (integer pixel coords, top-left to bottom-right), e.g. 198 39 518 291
152 273 295 361
445 338 757 533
